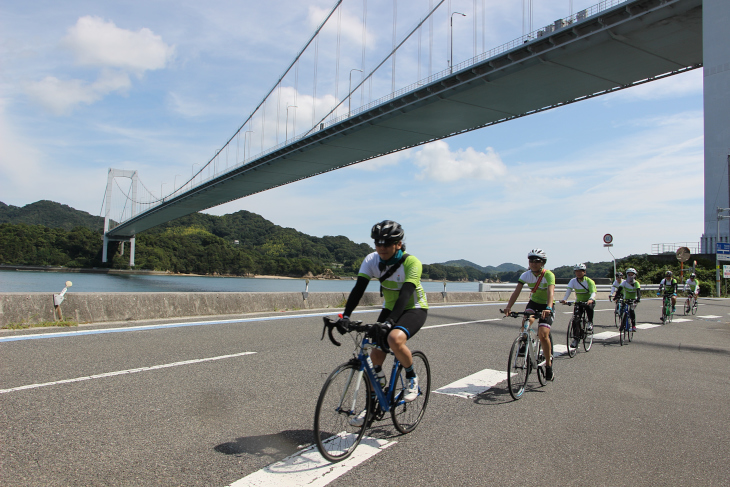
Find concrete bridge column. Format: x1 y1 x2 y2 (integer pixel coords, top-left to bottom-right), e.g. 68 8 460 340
701 0 730 252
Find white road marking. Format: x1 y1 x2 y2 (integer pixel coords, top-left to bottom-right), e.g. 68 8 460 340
228 436 395 487
696 315 722 319
423 318 501 330
636 324 661 329
593 331 620 340
0 351 256 394
552 344 569 356
434 369 509 398
670 318 692 323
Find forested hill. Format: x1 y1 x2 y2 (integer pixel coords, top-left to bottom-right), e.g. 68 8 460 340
438 259 525 274
0 200 104 231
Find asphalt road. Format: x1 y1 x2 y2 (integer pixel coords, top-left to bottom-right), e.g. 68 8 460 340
1 298 729 486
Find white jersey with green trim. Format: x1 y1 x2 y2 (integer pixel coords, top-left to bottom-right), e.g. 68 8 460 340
611 279 623 295
563 277 597 302
684 278 700 293
357 252 428 311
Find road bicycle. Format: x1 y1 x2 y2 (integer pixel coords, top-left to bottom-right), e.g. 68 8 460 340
618 298 637 346
564 301 593 357
502 309 550 400
659 293 674 323
684 292 698 315
314 317 431 463
612 295 622 328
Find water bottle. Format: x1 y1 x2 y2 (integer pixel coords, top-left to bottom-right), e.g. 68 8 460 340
365 353 374 371
375 367 387 390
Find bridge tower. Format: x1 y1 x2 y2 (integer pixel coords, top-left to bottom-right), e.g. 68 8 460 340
102 168 138 266
701 0 730 252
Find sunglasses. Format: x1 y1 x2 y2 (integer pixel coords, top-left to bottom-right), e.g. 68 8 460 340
374 241 396 248
528 258 544 263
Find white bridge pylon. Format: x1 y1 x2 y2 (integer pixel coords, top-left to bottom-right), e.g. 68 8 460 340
103 168 139 266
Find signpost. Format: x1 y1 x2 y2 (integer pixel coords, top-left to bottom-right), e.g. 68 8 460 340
715 242 730 296
603 234 616 278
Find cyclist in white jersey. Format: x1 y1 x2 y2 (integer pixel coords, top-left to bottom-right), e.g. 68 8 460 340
684 273 700 307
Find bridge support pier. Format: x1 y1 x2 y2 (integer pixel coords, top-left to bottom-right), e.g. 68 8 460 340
701 0 730 252
102 236 136 267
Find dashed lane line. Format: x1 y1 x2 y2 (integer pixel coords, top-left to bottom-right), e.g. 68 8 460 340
0 351 256 394
228 436 395 487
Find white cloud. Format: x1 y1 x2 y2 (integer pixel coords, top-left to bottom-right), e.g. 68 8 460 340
606 68 703 103
62 16 174 74
308 6 374 45
25 69 131 115
412 140 507 182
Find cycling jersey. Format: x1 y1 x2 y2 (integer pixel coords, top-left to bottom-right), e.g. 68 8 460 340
611 279 623 295
684 278 700 293
617 279 641 300
358 252 428 311
518 269 555 305
563 277 597 303
659 278 678 295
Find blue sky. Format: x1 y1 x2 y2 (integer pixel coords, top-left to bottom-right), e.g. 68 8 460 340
0 0 704 268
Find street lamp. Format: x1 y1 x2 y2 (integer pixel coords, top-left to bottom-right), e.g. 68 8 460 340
348 68 363 116
285 106 297 141
450 12 466 74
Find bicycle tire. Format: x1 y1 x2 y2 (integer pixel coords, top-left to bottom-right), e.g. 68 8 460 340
566 317 577 358
583 319 593 352
619 313 626 346
391 351 431 434
313 362 372 463
536 341 547 386
627 323 634 342
692 300 698 315
507 336 529 400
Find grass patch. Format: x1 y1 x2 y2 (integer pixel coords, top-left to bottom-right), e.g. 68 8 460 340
2 320 78 330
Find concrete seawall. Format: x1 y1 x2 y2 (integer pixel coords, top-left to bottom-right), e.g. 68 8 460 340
0 291 612 327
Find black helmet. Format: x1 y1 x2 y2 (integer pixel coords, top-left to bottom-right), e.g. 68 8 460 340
371 220 404 244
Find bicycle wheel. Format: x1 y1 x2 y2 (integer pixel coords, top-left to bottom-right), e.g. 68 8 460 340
692 299 698 315
313 362 372 463
619 314 625 346
391 351 431 434
566 318 577 358
583 320 593 352
507 337 529 400
536 341 547 386
627 322 634 342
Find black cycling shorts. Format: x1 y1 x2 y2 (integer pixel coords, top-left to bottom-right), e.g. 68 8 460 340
377 308 427 339
525 300 554 328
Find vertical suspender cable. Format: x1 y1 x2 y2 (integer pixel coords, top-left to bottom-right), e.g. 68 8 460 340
429 0 433 76
334 5 342 119
294 59 299 138
473 0 476 57
361 0 367 106
447 0 451 68
276 83 281 144
482 0 485 53
391 0 397 94
313 34 319 128
417 14 422 82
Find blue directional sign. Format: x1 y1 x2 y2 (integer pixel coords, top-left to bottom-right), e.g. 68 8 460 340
716 242 730 261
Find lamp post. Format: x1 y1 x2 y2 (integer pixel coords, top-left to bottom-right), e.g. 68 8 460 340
450 12 466 74
348 68 363 116
285 106 297 141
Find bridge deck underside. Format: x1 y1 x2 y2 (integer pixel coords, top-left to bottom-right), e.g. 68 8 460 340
109 0 702 238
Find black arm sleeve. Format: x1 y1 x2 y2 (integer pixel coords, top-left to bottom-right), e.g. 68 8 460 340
343 276 370 317
388 282 416 323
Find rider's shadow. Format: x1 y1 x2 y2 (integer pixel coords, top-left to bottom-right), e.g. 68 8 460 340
214 429 313 460
472 383 544 405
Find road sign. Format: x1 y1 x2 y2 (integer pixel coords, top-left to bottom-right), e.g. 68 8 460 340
716 242 730 261
603 234 613 245
724 265 730 278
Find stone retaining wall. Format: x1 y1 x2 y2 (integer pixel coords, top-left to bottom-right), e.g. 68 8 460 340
0 291 612 327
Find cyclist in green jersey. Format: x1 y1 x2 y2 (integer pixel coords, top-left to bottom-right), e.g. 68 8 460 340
616 268 641 331
560 263 597 348
504 249 555 381
657 270 678 313
335 221 427 425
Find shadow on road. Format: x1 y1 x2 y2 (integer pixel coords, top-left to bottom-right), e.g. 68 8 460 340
215 429 313 459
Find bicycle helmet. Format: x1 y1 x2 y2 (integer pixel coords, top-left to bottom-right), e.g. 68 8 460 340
527 249 547 262
665 270 673 277
690 273 696 278
371 220 404 245
626 268 637 276
573 263 587 271
617 272 624 277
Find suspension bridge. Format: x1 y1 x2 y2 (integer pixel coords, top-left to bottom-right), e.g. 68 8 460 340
101 0 706 264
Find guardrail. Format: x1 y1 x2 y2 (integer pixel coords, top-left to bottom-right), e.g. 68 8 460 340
478 283 661 292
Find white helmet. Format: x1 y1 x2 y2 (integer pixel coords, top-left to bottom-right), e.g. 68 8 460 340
573 263 587 271
527 249 547 261
626 268 637 276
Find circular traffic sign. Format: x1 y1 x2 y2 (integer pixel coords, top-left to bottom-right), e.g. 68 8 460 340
603 233 613 245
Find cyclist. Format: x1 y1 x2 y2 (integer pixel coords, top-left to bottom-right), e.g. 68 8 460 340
657 270 678 314
337 220 428 425
684 273 700 306
559 263 596 348
610 271 624 301
616 268 641 331
503 249 555 381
